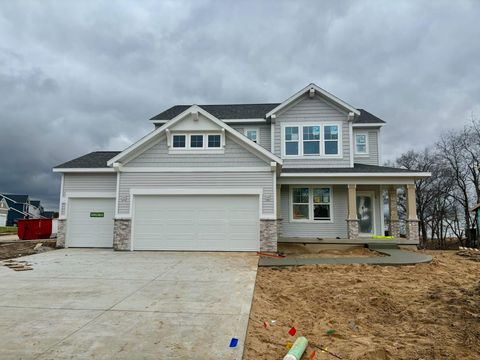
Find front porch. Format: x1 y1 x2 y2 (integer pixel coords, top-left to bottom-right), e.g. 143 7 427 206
276 167 426 245
278 236 419 246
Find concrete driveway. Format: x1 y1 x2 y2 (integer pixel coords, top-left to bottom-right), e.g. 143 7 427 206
0 249 258 359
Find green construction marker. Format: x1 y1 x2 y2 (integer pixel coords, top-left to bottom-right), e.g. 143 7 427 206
283 336 308 360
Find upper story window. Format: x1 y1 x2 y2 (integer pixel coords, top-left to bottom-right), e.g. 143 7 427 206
283 123 341 157
244 128 259 143
208 134 221 148
355 133 368 155
170 133 224 152
190 135 203 148
172 135 186 148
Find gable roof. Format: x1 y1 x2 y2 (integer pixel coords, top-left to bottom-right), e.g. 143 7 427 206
151 103 279 121
152 105 385 125
149 84 385 125
30 200 41 208
1 194 29 206
266 83 360 118
109 105 283 166
54 151 120 170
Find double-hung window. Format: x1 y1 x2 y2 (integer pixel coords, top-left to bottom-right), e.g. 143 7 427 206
291 186 332 221
303 126 320 155
355 133 368 154
283 124 340 157
324 125 339 155
285 126 299 155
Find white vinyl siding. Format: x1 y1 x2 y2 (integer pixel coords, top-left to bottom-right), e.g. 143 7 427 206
118 172 274 216
125 134 268 167
132 195 259 251
353 128 380 165
274 95 351 168
62 173 116 197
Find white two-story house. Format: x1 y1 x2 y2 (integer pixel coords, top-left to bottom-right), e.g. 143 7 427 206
53 84 429 251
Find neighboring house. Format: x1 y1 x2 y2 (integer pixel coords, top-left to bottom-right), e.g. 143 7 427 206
0 197 9 227
28 200 44 218
53 83 430 251
0 194 30 227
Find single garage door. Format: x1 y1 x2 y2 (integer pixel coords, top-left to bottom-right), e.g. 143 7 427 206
67 198 115 247
133 195 260 251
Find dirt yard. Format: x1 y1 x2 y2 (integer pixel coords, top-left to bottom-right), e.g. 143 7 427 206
278 244 382 259
0 240 56 260
244 251 480 359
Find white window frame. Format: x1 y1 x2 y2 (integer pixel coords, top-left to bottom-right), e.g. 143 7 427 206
169 132 224 154
281 122 343 159
244 128 259 143
354 132 369 156
289 186 333 223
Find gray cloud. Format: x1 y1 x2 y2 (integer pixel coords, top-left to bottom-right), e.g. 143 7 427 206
1 0 480 209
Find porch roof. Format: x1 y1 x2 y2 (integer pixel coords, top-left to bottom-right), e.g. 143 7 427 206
282 163 420 174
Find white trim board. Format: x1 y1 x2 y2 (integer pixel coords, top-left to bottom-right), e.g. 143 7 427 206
352 123 384 128
152 118 268 124
53 168 115 173
119 166 273 173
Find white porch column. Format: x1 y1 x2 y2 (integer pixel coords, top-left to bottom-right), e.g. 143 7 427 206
388 186 401 238
347 184 359 239
406 183 419 242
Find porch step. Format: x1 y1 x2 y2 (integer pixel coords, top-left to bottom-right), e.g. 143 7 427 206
367 243 400 250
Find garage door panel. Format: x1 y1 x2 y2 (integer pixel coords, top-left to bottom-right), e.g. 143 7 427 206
67 198 115 248
133 195 259 251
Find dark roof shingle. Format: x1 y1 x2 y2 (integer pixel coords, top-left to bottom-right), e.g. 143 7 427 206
150 104 385 124
54 151 120 169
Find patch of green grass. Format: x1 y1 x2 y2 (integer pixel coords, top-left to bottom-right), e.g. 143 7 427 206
0 226 17 234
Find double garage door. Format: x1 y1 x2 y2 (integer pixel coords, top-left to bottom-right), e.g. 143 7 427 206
67 195 260 251
133 195 260 251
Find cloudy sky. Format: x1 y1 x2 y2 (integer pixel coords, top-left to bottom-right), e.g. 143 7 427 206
1 0 480 210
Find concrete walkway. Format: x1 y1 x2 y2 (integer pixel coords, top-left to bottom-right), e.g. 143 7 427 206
0 249 258 360
259 246 432 267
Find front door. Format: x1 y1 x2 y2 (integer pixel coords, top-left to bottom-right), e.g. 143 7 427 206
357 192 375 236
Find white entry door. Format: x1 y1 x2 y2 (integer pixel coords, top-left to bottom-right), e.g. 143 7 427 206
67 198 115 247
0 213 6 227
132 194 260 251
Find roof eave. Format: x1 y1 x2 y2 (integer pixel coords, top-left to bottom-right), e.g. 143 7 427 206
52 168 115 173
280 172 431 178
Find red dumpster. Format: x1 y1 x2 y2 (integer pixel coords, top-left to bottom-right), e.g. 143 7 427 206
17 219 52 240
